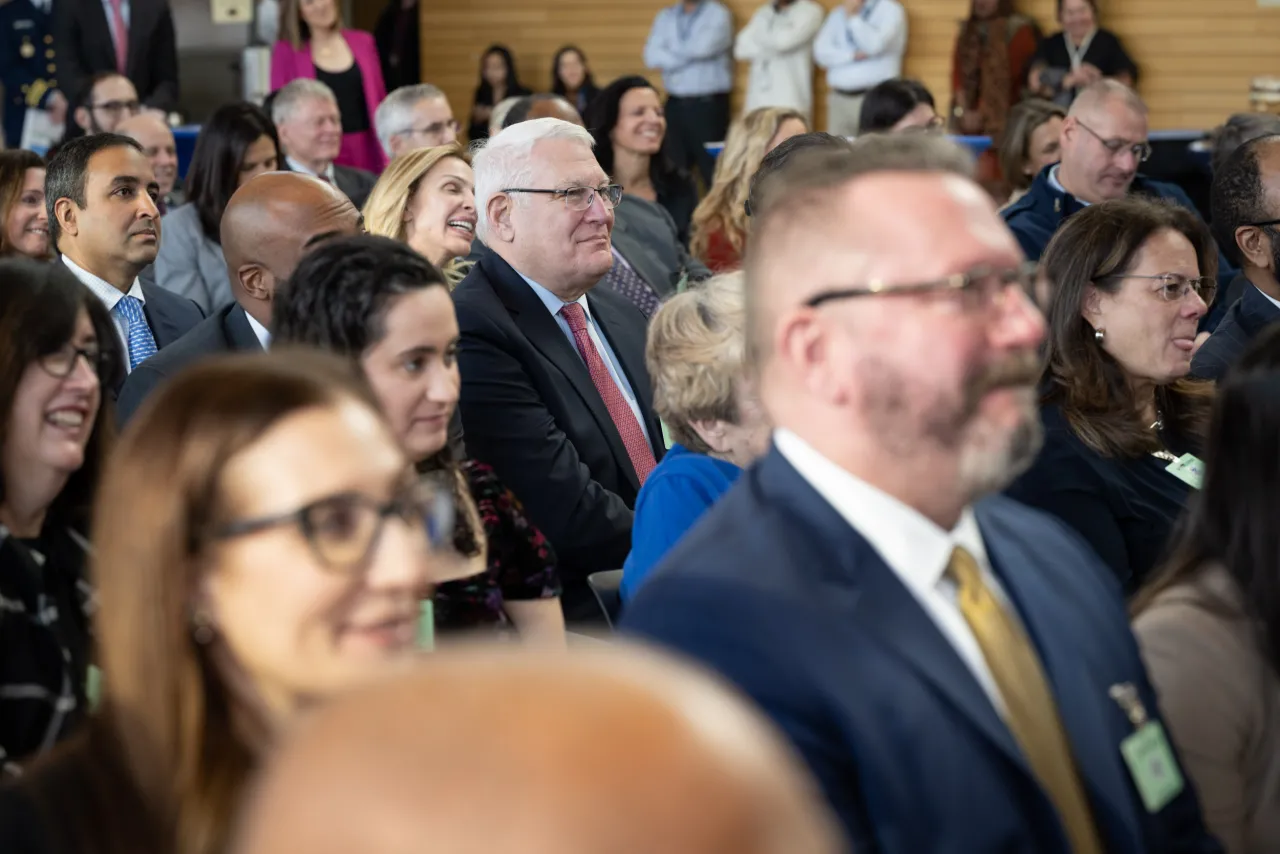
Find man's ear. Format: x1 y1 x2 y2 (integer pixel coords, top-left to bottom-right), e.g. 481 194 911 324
54 198 79 240
239 264 272 303
74 106 91 132
487 194 516 243
1235 224 1272 271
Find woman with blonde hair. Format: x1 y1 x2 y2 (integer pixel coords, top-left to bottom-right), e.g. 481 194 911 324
690 107 807 273
363 144 476 286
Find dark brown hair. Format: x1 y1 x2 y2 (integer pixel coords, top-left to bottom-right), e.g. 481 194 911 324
1040 197 1216 457
999 98 1065 192
0 150 49 259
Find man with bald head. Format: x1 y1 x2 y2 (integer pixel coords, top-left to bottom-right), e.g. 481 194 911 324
502 93 585 129
233 647 845 854
116 172 361 422
623 134 1221 852
116 112 182 212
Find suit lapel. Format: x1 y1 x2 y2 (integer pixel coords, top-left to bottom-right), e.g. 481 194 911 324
140 283 181 348
124 0 145 76
611 218 663 292
225 305 264 351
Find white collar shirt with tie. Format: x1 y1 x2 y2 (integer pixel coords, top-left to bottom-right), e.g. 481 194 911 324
62 255 147 374
286 156 338 187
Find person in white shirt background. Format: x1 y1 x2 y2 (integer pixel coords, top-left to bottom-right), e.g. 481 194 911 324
734 0 824 124
813 0 907 137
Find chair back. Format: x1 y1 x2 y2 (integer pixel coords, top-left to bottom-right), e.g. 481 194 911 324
587 569 623 628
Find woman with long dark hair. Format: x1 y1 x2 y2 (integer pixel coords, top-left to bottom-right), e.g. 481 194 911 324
468 45 531 143
551 45 599 116
154 103 280 313
1132 326 1280 853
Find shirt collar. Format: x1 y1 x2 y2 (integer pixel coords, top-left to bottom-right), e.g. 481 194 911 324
773 428 990 594
286 156 336 185
1048 165 1093 207
244 311 272 349
61 255 144 309
518 272 591 322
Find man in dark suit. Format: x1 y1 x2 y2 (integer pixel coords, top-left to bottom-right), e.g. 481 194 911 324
116 172 363 422
622 134 1221 853
455 118 664 619
1193 133 1280 380
273 79 377 211
46 133 202 393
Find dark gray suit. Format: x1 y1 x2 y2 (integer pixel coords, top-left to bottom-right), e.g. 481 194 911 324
610 195 710 298
334 164 377 212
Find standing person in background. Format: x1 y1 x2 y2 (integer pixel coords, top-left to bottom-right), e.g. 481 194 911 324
1027 0 1136 108
734 0 824 123
272 0 387 174
551 46 599 118
374 0 420 93
468 45 530 143
643 0 734 188
0 151 52 261
0 0 66 151
813 0 907 138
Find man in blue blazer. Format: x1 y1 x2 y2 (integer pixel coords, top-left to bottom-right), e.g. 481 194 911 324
622 133 1221 853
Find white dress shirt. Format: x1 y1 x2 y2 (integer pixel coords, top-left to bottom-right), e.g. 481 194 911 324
812 0 907 92
734 0 825 119
62 255 146 374
285 155 337 186
774 428 1015 716
245 312 271 349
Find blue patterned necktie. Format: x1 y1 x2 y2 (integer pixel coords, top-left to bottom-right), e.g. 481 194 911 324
602 249 662 317
113 295 158 371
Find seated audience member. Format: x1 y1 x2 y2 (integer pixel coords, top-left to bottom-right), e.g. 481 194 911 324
272 79 378 210
1027 0 1136 107
47 133 204 387
363 144 475 283
691 107 807 272
585 75 698 245
116 172 363 423
551 45 600 117
271 0 387 174
116 113 182 213
1193 135 1280 381
71 72 141 135
1211 114 1280 177
621 273 769 603
1133 328 1280 854
0 151 51 261
1008 197 1215 591
153 102 281 314
233 647 846 854
744 131 855 218
858 78 942 135
501 94 583 129
949 0 1039 141
488 95 524 138
0 259 120 775
469 44 531 143
998 98 1066 206
374 84 460 160
455 118 664 619
0 351 453 853
275 236 565 641
621 134 1220 852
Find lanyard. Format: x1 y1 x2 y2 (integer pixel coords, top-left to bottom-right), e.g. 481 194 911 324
1064 29 1095 71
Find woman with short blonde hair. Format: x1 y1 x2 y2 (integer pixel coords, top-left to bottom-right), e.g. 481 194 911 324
690 107 807 273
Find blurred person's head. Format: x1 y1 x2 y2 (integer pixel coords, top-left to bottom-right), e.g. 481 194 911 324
272 79 343 175
476 45 521 100
649 273 770 467
969 0 1014 17
362 145 475 272
1057 0 1098 43
116 113 178 198
279 0 339 47
748 133 1043 527
185 102 282 244
552 45 595 97
474 118 616 301
503 94 584 129
74 72 141 135
745 132 854 219
692 107 807 263
1041 197 1215 458
375 84 459 159
1210 113 1280 176
1211 134 1280 288
0 150 50 260
999 98 1066 192
488 95 523 137
1058 80 1150 204
0 259 120 538
858 78 940 135
220 171 363 329
232 646 847 854
47 133 160 289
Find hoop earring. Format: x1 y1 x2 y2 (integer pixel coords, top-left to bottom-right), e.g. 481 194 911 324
1094 328 1105 344
192 609 215 645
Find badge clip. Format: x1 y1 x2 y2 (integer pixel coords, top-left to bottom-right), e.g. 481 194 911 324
1109 682 1149 729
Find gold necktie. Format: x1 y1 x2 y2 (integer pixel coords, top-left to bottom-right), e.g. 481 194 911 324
948 546 1104 854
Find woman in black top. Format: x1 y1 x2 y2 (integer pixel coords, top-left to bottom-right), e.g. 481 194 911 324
1027 0 1137 107
0 260 120 774
1007 197 1216 591
468 45 531 143
552 45 600 117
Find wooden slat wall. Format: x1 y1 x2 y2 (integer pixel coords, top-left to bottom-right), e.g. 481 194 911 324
416 0 1280 136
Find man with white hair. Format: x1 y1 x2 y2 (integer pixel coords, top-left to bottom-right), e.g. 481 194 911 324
453 117 664 622
374 83 459 159
272 79 377 210
623 134 1221 851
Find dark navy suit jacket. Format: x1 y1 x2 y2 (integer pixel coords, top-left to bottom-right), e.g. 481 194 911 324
622 447 1221 854
1190 274 1280 381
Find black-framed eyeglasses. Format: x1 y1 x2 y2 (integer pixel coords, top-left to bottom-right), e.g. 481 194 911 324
91 99 141 116
501 184 624 211
1097 273 1217 306
209 477 455 573
37 344 113 379
399 119 461 139
1076 120 1151 163
1246 218 1280 230
805 262 1041 309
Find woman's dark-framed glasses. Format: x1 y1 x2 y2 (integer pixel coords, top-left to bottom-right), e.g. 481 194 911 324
37 344 113 379
805 262 1040 309
501 184 624 211
209 477 455 573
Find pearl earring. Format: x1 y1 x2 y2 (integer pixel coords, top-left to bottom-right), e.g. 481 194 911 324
1094 328 1105 344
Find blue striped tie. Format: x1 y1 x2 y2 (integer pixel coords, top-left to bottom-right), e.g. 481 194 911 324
113 295 158 371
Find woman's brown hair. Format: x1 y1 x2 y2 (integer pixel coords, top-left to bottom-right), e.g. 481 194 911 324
277 0 337 49
999 98 1065 192
1040 196 1216 458
0 150 49 259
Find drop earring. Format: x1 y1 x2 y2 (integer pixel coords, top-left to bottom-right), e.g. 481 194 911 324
1094 328 1105 344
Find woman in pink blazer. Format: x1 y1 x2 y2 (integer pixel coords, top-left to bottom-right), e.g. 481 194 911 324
271 0 388 174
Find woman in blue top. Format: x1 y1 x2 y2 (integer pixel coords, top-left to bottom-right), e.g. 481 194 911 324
621 272 771 602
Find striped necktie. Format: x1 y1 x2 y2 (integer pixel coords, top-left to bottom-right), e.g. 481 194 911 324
113 295 158 371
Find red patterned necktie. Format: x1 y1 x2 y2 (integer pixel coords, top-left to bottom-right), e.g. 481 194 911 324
108 0 128 74
559 302 656 484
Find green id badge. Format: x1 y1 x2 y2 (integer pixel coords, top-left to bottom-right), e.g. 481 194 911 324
1164 453 1204 490
86 665 102 711
417 599 435 652
1120 721 1184 813
660 419 674 451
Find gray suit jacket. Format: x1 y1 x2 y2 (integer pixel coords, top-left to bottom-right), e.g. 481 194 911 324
610 194 710 298
154 203 232 315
